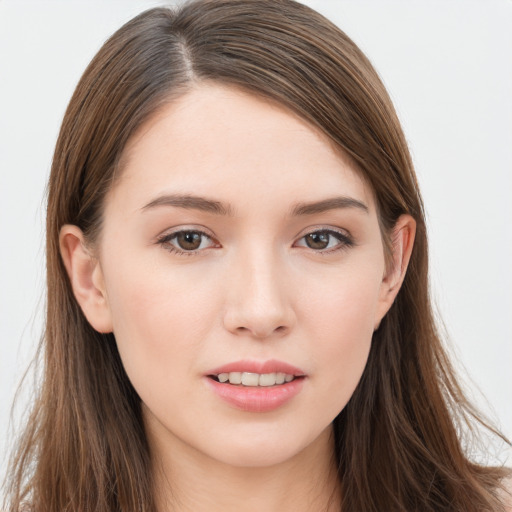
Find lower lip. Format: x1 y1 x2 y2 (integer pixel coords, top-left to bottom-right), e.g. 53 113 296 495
205 377 305 413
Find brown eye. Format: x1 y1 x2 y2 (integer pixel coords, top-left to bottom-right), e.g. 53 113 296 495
158 229 217 254
295 229 354 252
175 231 203 250
304 232 330 249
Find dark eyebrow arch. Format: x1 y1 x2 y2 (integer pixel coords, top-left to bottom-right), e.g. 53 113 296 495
141 194 234 216
291 196 369 216
142 194 367 217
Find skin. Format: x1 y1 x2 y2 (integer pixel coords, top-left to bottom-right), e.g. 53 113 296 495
60 84 415 512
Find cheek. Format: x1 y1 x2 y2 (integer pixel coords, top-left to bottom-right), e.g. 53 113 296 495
300 256 383 341
298 260 382 409
101 254 222 390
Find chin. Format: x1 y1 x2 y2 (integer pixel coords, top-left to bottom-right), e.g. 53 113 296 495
213 443 303 468
203 424 333 469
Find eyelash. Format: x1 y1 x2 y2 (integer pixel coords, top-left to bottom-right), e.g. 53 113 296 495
295 229 354 255
156 228 354 256
156 229 218 257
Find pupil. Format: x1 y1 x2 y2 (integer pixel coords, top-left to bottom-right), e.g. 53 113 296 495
177 231 201 250
306 232 329 249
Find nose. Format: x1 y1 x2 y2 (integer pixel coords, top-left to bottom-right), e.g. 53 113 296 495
222 247 295 339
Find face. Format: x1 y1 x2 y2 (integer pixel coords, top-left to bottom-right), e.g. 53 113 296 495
71 84 403 469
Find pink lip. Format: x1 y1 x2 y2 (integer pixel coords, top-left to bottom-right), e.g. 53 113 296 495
207 359 305 376
204 359 306 413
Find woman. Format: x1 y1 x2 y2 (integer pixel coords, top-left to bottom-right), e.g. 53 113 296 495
4 1 511 510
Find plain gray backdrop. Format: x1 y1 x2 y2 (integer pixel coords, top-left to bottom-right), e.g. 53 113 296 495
1 0 511 483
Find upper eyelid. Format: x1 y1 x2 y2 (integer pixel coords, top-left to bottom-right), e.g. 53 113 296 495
294 225 352 240
156 225 216 241
157 225 350 236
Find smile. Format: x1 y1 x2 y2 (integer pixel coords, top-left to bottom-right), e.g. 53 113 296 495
205 360 306 412
211 372 296 387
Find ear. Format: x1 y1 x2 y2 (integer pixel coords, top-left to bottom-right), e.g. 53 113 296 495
59 224 113 333
374 214 416 330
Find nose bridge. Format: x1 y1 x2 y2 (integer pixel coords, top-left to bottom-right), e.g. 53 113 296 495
223 241 294 338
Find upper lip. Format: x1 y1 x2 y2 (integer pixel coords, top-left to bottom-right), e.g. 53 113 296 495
207 359 306 376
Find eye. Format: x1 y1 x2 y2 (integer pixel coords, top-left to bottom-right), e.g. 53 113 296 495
157 229 218 254
295 229 353 252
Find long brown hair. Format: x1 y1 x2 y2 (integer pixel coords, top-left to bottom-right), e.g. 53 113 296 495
4 1 510 510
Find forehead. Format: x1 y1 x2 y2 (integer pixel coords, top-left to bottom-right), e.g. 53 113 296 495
110 84 375 214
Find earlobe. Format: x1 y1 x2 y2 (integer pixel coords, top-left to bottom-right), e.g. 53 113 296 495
59 224 113 333
374 214 416 330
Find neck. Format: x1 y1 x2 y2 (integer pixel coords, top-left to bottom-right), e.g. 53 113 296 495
148 422 341 512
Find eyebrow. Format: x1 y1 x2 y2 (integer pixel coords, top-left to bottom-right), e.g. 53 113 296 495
141 193 368 216
291 196 369 216
142 194 234 216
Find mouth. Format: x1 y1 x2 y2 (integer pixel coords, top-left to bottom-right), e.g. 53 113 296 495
205 360 306 412
208 371 301 387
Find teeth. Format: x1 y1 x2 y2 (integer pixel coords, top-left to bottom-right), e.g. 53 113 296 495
258 373 276 387
241 372 259 386
215 371 296 386
228 372 242 385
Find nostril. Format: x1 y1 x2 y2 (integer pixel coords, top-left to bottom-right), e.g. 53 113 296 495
223 305 294 338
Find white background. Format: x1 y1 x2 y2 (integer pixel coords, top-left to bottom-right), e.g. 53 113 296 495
1 0 511 484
